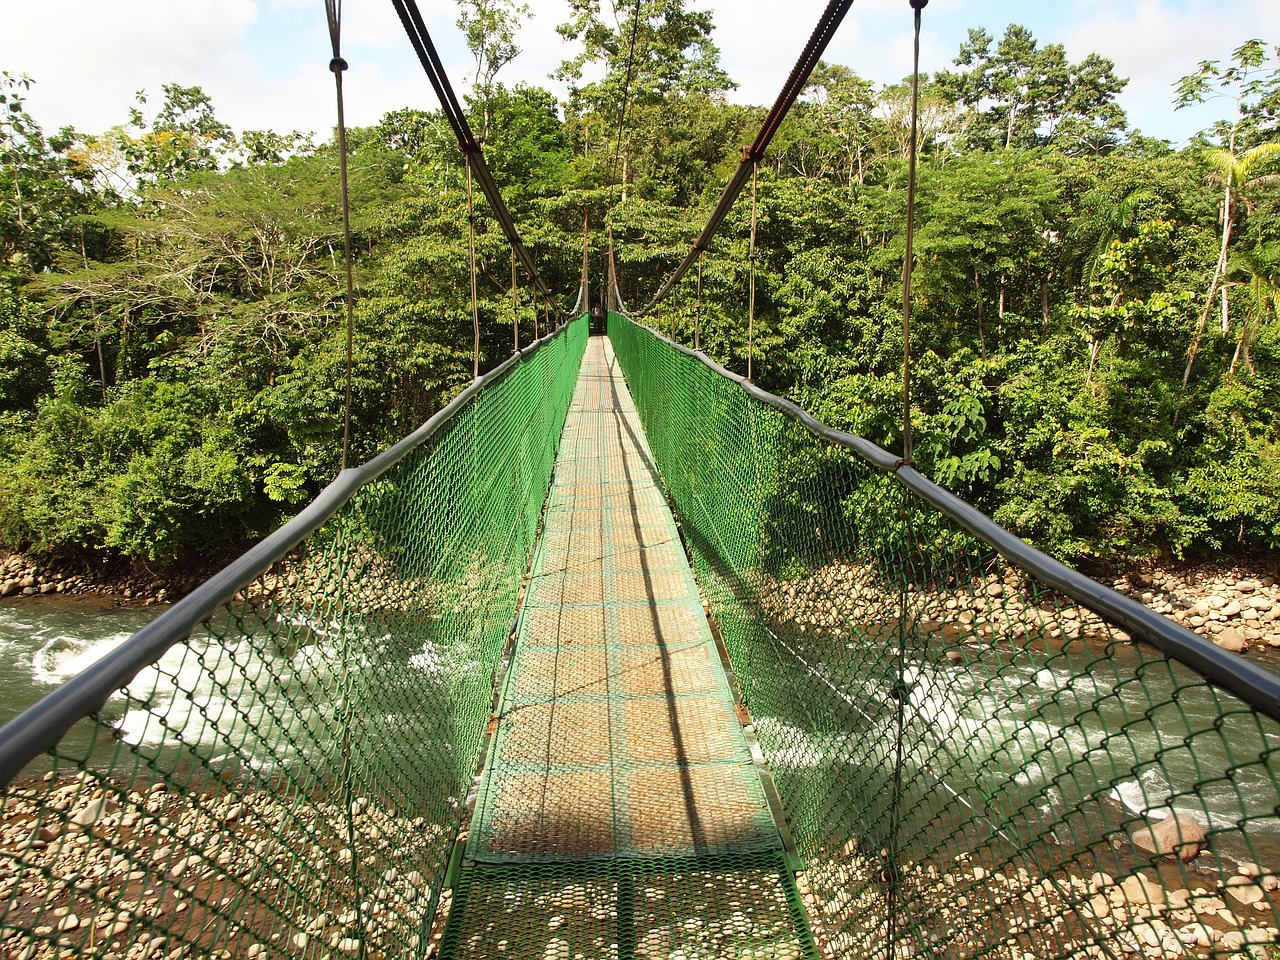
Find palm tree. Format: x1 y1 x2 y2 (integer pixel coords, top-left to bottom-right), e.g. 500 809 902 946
1226 242 1280 375
1180 140 1280 391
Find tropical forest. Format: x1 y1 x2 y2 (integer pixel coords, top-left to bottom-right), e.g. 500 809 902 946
1 2 1278 579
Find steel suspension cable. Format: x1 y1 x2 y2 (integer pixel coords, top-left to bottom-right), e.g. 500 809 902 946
325 0 357 471
467 155 480 379
888 5 928 954
695 253 703 351
901 0 926 465
322 14 366 954
389 0 558 314
575 208 590 316
747 163 758 382
636 0 855 316
511 247 519 351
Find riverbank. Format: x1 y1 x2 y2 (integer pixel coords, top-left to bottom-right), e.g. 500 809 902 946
759 557 1280 666
4 551 1278 657
0 553 202 606
1104 563 1280 659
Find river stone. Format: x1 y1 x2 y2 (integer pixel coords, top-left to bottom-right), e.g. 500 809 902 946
1225 876 1265 905
1132 813 1206 861
1121 873 1168 909
70 796 112 830
1221 599 1243 617
1215 627 1247 653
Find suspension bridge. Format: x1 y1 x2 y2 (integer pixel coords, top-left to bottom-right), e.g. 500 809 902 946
2 2 1280 960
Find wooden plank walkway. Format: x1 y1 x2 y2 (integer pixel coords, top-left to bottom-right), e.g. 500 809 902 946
469 336 782 864
439 338 817 960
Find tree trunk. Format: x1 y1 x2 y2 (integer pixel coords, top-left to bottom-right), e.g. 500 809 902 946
975 268 987 360
1086 338 1101 389
1040 271 1052 339
1182 96 1244 397
1182 183 1233 392
998 276 1006 351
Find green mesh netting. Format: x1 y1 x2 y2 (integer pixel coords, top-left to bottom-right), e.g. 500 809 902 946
0 316 587 960
436 336 817 960
608 312 1280 960
4 307 1278 960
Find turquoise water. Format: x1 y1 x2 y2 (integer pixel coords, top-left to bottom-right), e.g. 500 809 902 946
3 595 1276 870
0 597 163 729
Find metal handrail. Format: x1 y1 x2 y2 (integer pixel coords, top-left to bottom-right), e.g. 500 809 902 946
0 319 585 789
609 311 1280 724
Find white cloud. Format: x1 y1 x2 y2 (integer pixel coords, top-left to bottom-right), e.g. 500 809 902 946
1062 0 1280 143
2 0 1274 147
0 0 259 133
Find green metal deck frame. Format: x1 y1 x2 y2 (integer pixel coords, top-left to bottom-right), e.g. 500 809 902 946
442 337 819 959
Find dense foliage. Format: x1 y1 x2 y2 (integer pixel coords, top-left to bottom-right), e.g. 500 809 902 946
0 12 1277 571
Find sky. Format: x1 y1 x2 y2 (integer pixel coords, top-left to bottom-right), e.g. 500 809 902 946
1 0 1277 150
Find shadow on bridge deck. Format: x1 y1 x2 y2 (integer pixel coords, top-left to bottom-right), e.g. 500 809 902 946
444 337 819 959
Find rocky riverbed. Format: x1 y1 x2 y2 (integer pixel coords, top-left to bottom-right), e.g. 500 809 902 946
800 837 1280 960
758 560 1280 663
1105 565 1280 658
3 767 1276 960
0 554 188 607
4 548 1278 661
0 772 452 960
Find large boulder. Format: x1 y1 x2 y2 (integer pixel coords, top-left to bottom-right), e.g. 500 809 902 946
1215 627 1248 653
1131 812 1206 862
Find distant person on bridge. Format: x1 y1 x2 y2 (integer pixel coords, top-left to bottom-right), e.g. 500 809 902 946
590 300 605 335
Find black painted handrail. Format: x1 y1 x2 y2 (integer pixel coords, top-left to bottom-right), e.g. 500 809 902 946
0 320 582 789
612 312 1280 725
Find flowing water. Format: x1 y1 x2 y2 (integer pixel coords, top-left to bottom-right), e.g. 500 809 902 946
3 597 1277 872
0 597 161 730
756 622 1280 874
0 596 474 788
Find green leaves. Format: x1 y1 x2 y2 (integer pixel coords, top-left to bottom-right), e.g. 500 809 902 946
935 24 1129 153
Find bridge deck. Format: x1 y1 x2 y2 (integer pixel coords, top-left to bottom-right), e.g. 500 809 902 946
442 338 816 959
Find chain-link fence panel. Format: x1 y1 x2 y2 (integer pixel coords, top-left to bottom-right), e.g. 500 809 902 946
608 311 1280 960
0 316 588 960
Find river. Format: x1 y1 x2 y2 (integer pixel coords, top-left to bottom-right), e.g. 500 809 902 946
0 597 161 730
2 595 1276 871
